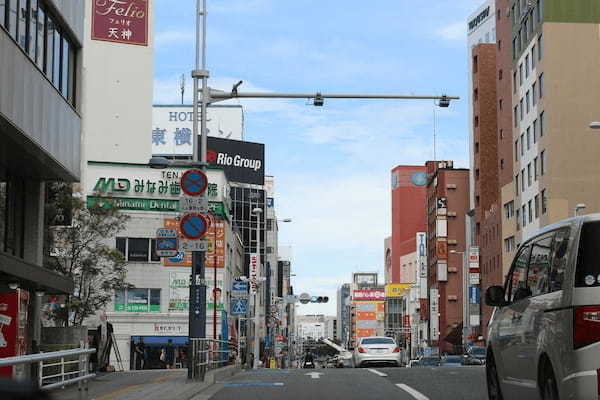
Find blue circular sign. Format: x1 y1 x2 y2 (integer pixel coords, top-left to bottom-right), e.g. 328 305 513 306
411 172 427 186
180 169 208 197
180 213 208 240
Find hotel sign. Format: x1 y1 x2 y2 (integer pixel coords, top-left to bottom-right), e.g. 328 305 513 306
92 0 149 46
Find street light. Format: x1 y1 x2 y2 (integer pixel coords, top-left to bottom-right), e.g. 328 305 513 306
449 250 469 350
575 203 587 216
252 207 263 369
589 122 600 129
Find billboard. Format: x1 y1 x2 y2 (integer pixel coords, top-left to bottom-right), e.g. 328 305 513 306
385 284 411 298
162 218 225 268
152 105 244 155
353 273 378 286
430 288 439 340
353 289 385 301
206 137 264 185
92 0 149 46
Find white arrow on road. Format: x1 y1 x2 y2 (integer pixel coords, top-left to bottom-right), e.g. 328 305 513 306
305 372 323 379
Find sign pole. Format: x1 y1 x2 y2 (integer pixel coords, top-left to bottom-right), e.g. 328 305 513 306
189 0 209 380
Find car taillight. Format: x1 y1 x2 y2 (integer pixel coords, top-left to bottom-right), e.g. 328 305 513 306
393 347 400 353
574 306 600 349
358 347 366 353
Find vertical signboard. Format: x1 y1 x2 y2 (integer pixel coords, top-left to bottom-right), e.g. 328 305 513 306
249 253 258 294
169 272 189 312
416 232 428 299
429 288 439 341
91 0 149 46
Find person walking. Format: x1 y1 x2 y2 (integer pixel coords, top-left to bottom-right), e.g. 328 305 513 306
165 339 175 369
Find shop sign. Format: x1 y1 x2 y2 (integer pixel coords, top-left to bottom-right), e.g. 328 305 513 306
353 289 385 301
385 284 411 298
153 323 188 335
249 253 258 294
86 197 227 217
206 137 265 185
469 287 481 304
430 288 439 340
169 272 189 312
93 177 219 198
92 0 149 46
470 273 480 285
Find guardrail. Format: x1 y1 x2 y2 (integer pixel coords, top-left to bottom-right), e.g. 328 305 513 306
0 348 96 399
189 339 238 380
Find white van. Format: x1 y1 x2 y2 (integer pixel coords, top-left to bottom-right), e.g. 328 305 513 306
485 215 600 400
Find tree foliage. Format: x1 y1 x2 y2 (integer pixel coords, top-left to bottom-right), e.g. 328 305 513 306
45 188 130 326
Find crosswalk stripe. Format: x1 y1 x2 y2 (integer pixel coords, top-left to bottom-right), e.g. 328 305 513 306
396 383 430 400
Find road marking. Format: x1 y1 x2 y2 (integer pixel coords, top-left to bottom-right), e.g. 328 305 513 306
396 384 430 400
224 382 285 387
368 369 388 377
305 372 323 379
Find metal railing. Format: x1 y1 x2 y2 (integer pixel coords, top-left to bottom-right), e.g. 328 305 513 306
0 348 96 399
189 339 238 380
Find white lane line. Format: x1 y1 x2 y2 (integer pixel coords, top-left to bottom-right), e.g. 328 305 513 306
368 368 388 377
396 384 430 400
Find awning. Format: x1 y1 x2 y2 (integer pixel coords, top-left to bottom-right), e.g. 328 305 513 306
0 252 73 294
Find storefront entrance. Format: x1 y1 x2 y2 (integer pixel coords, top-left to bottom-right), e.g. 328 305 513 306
129 336 188 370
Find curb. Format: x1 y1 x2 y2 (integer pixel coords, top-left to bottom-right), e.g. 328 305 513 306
182 365 241 400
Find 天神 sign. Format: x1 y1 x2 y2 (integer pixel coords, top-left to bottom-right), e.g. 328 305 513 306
92 0 149 46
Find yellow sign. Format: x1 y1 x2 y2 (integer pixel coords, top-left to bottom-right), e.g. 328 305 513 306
386 284 411 298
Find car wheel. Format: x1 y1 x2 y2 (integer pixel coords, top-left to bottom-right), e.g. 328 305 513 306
540 363 559 400
486 351 504 400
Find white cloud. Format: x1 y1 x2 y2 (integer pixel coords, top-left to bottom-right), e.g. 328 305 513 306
435 21 467 41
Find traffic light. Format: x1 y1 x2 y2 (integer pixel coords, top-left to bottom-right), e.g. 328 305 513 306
315 296 329 303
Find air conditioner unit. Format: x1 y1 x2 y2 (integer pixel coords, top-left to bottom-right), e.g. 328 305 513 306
447 184 457 189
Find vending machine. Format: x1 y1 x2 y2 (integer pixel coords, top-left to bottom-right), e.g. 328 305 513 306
0 290 30 378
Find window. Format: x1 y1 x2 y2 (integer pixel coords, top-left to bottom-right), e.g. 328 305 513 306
473 55 478 73
515 140 519 161
475 142 479 153
533 119 538 142
527 127 531 149
513 71 517 93
501 158 505 170
534 195 540 218
266 246 273 254
541 150 546 175
0 0 5 29
538 33 543 60
541 189 547 214
499 69 503 81
526 91 530 114
517 29 522 54
536 0 542 23
531 45 537 68
17 0 27 48
128 238 150 262
504 201 515 219
114 288 161 312
474 116 479 127
500 129 504 139
522 204 527 227
116 237 126 256
35 4 44 68
514 106 518 127
516 209 521 230
150 239 160 262
534 156 539 180
498 39 502 51
519 63 523 86
475 169 480 180
540 111 545 137
266 219 273 231
528 233 554 296
512 38 517 60
52 27 60 87
528 163 532 186
505 236 516 253
499 99 503 110
515 174 519 196
507 245 530 302
8 0 17 40
574 222 600 288
532 82 537 106
521 169 526 192
521 134 525 156
549 228 570 292
525 55 530 78
520 99 524 121
45 13 54 76
528 200 533 223
538 73 544 98
28 0 37 57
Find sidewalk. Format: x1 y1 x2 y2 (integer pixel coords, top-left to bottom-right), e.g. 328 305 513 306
49 369 218 400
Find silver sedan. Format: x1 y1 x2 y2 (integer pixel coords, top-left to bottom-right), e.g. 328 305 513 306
352 336 402 368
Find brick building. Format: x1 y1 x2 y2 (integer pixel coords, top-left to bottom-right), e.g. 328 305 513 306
426 162 469 353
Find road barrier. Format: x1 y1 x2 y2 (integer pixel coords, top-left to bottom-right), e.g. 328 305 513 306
189 338 238 380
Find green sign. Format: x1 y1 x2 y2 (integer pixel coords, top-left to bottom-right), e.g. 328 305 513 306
114 304 161 312
93 177 219 197
86 196 229 219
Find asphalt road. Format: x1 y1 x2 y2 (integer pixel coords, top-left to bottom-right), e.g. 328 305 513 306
196 366 487 400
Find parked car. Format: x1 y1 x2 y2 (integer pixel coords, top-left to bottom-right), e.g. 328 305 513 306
417 356 441 367
441 355 463 367
352 336 401 368
486 215 600 400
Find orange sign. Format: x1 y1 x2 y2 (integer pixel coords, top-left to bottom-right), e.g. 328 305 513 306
356 312 376 320
436 240 448 259
162 217 225 267
376 302 385 313
356 329 376 338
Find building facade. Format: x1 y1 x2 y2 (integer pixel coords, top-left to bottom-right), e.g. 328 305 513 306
0 0 83 369
336 283 351 347
426 162 470 353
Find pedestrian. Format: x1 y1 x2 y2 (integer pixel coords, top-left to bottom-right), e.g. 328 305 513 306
248 352 254 369
135 338 146 370
165 339 175 369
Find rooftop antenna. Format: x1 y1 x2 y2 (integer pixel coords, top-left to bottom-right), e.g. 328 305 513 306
179 74 185 105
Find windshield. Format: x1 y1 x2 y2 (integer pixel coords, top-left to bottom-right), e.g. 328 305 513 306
361 338 395 345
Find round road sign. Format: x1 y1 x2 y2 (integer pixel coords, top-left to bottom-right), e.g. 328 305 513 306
179 213 209 240
299 293 310 304
180 169 208 197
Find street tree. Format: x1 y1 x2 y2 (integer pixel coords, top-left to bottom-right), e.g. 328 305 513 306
44 185 131 326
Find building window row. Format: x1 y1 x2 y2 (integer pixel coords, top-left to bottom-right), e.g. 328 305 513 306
0 0 76 105
504 236 516 253
512 1 543 59
516 189 547 231
116 237 161 263
515 112 546 163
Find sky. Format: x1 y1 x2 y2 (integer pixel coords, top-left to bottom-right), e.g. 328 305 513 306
153 0 484 316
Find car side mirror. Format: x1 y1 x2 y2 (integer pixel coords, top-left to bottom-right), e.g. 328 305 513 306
485 286 507 307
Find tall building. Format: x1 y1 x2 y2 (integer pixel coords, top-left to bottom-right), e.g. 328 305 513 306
500 1 600 285
350 272 385 347
336 284 351 346
390 166 427 283
0 0 83 366
426 162 470 353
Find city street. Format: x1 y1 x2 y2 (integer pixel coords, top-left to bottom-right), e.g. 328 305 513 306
199 367 487 400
